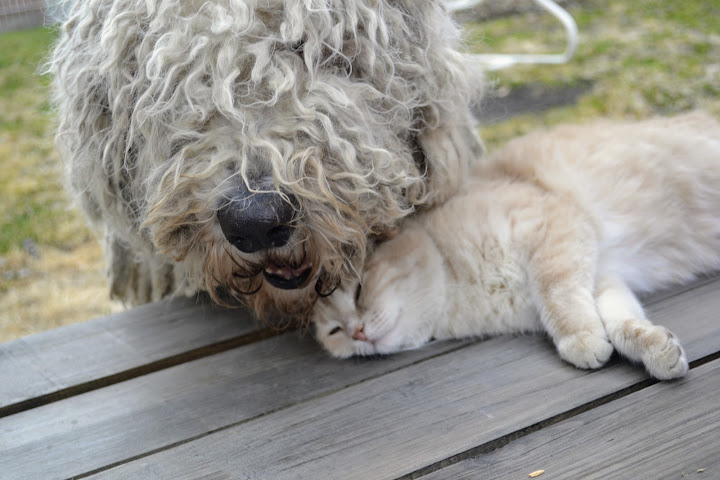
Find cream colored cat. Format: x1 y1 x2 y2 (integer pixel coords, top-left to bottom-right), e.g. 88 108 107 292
312 111 720 380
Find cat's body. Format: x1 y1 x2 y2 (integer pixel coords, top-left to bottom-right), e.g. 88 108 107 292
312 112 720 380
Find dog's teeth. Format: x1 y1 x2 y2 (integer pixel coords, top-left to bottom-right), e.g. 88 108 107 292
265 266 295 279
265 262 311 280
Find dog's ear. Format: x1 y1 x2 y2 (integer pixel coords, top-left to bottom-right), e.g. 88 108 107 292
416 121 485 206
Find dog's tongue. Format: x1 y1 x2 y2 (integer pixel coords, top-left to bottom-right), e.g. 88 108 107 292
263 261 312 290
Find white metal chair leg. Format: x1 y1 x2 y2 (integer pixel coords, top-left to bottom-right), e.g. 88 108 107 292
446 0 578 70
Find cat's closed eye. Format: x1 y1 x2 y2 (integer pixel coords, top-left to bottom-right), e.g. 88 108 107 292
328 326 342 335
354 283 362 305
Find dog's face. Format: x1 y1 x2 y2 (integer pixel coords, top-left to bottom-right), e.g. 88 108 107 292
51 0 482 320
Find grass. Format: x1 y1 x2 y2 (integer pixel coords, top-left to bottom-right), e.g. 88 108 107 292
1 0 719 341
0 27 80 253
464 0 720 149
0 27 120 341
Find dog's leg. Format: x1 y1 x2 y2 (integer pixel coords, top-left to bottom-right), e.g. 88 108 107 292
106 234 176 305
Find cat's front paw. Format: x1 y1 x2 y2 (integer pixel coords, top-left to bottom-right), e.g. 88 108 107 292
557 332 614 369
640 327 688 380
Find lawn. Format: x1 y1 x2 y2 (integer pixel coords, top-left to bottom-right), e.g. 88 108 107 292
0 27 120 341
465 0 720 149
1 0 718 341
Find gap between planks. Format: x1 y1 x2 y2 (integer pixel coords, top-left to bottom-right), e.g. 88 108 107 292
0 326 286 419
399 349 720 480
66 340 475 480
10 273 715 480
5 274 717 479
6 274 714 421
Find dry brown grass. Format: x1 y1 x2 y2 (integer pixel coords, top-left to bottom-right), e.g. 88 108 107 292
0 243 122 339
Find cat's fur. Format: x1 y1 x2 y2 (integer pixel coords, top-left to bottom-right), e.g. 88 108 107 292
312 111 720 380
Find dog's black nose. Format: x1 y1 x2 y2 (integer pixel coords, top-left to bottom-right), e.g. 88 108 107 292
217 180 297 253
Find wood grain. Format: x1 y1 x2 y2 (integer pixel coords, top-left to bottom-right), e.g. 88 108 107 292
643 274 720 361
1 277 717 480
421 358 720 480
82 276 720 480
81 336 649 480
0 332 469 480
0 296 258 413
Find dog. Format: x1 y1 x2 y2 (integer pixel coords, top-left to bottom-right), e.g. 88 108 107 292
49 0 484 321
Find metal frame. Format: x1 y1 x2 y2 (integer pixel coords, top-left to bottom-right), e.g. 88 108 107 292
446 0 578 70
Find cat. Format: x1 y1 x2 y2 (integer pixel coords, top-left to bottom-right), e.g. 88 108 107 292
311 111 720 380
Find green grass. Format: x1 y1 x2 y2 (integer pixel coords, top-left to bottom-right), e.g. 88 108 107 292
464 0 720 149
0 26 94 255
0 28 110 338
0 26 55 92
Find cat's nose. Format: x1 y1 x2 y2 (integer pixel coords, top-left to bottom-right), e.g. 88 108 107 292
352 325 368 341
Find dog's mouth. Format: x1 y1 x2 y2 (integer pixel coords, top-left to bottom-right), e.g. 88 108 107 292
262 260 313 290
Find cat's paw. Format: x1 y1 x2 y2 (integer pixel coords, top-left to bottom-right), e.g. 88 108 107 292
557 332 614 369
640 327 688 380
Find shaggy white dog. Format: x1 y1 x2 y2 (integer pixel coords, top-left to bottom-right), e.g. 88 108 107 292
50 0 484 320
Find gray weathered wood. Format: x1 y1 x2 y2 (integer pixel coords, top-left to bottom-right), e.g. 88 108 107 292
0 332 469 480
422 358 720 480
0 296 258 412
85 339 648 480
643 274 720 360
1 277 717 480
81 276 720 480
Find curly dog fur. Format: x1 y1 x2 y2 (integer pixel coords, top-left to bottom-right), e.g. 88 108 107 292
50 0 484 320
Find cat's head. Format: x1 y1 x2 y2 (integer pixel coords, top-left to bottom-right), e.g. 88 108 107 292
312 280 377 358
312 227 444 357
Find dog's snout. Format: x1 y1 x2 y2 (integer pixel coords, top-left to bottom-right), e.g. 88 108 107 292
218 180 297 254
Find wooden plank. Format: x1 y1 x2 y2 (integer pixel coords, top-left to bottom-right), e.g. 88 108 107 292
421 358 720 480
643 274 720 360
1 277 717 480
82 338 647 480
80 276 720 480
0 295 259 414
2 270 714 417
0 332 470 480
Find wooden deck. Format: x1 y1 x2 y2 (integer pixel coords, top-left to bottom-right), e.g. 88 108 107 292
1 274 719 479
